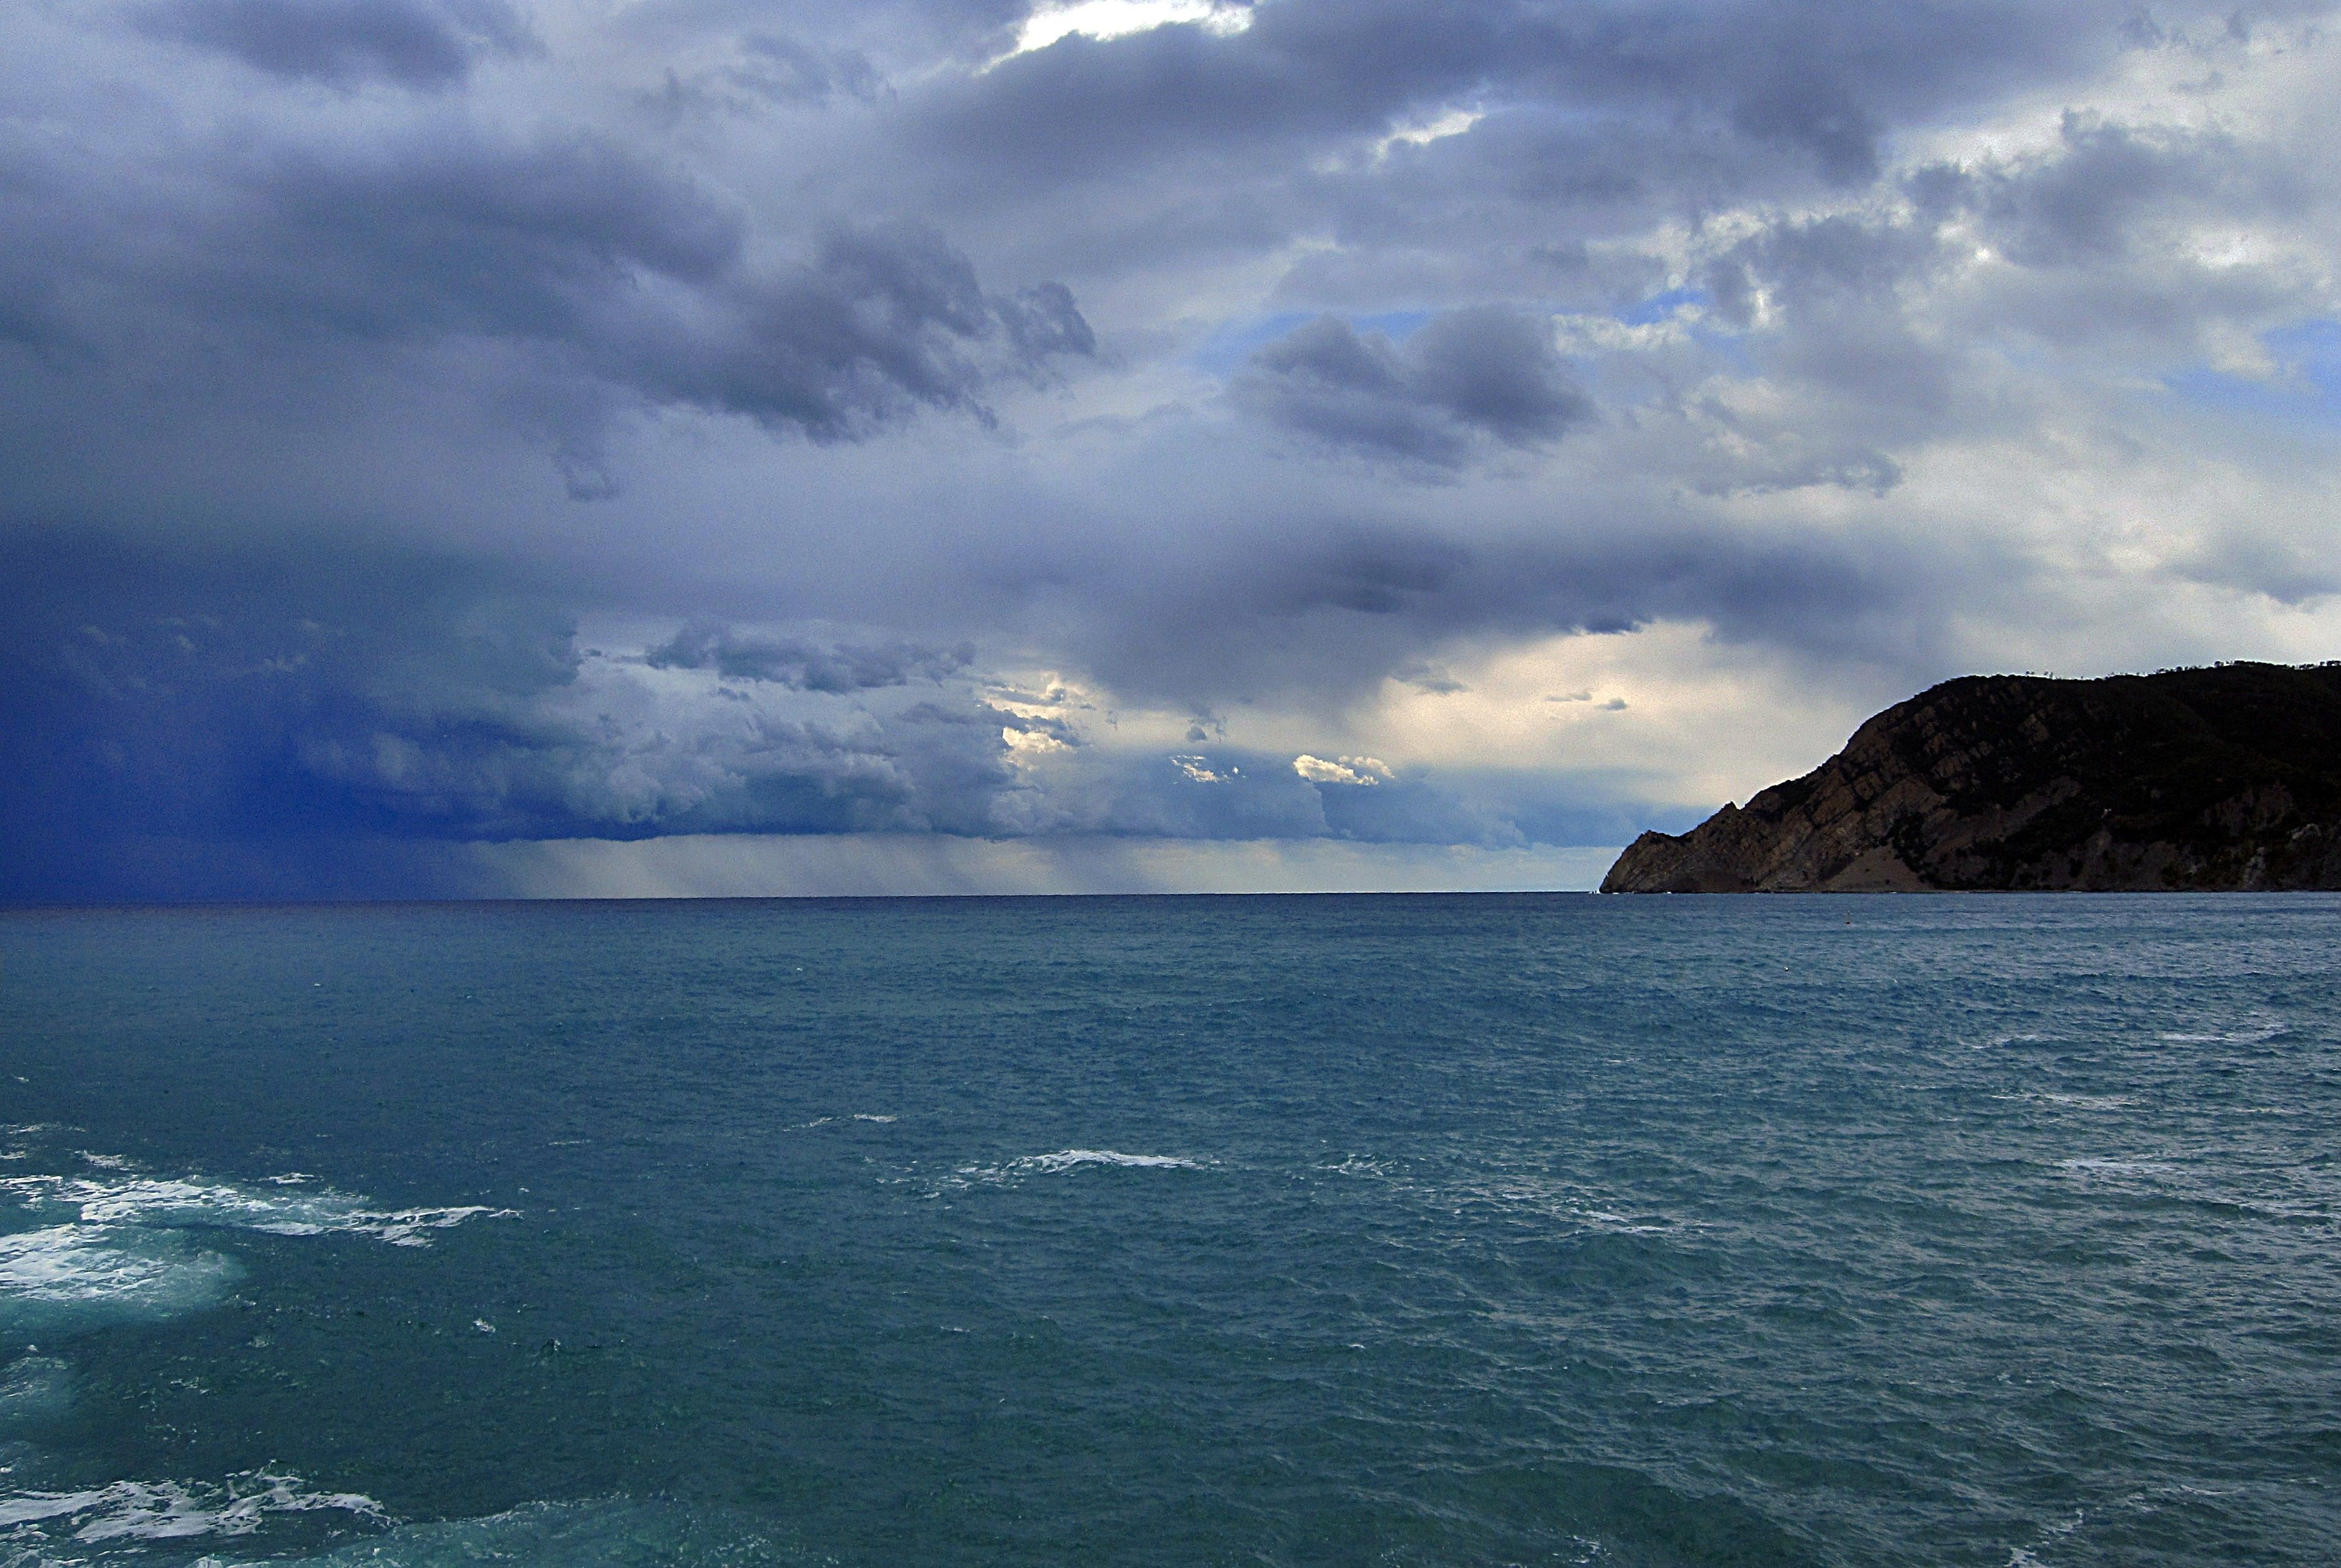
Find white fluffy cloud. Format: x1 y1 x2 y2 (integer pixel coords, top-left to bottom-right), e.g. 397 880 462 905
1293 755 1393 786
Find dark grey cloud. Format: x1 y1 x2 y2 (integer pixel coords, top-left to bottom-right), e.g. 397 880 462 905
0 114 1093 498
1234 308 1590 466
644 622 974 690
1861 113 2307 279
0 534 1646 899
0 537 1024 896
995 280 1099 360
4 0 2336 897
722 32 884 107
138 0 537 88
990 499 1985 716
606 0 1031 73
890 0 2194 252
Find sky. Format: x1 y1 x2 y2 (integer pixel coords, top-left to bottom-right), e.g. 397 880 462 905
4 0 2340 900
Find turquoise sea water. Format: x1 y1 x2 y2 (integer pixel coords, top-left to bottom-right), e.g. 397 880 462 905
2 894 2339 1567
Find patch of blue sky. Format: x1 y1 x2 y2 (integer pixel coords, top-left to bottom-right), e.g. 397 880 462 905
1184 311 1310 374
1614 286 1709 326
2163 318 2341 427
1571 287 1753 397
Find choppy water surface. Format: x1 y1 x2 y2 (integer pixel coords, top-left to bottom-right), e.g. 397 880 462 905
3 894 2339 1567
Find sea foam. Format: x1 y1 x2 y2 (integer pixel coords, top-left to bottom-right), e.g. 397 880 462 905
0 1157 514 1332
944 1149 1211 1188
0 1226 242 1333
2 1173 512 1247
0 1471 384 1547
1010 1150 1205 1173
177 1497 801 1568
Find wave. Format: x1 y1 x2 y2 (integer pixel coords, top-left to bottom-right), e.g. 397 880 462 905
1306 1158 1684 1237
1010 1150 1204 1173
0 1472 383 1546
1972 1032 2056 1049
0 1156 514 1334
138 1497 800 1568
0 1481 804 1568
0 1357 72 1433
2158 1021 2292 1045
1989 1091 2136 1110
2057 1157 2178 1177
949 1148 1210 1187
0 1226 243 1334
1 1173 513 1248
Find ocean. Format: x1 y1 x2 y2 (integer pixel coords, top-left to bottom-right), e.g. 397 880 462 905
2 893 2337 1567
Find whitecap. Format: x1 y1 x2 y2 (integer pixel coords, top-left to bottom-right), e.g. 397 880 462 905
1007 1149 1204 1174
2157 1017 2290 1045
1990 1091 2135 1110
2 1173 514 1248
0 1470 383 1544
177 1495 803 1567
952 1148 1209 1185
0 1161 515 1333
1974 1032 2053 1049
1437 1175 1685 1235
2057 1157 2177 1176
1565 1207 1676 1235
0 1225 242 1332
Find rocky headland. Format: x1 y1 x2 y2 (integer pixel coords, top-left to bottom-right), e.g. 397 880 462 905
1602 662 2341 893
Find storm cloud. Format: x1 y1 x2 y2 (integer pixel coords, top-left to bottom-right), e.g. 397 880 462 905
643 623 976 691
1235 308 1592 466
139 0 537 88
4 0 2339 897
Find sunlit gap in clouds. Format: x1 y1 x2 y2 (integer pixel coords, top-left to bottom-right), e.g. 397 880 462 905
1009 0 1252 57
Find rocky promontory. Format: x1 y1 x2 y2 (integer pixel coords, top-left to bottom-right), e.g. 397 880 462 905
1602 662 2341 892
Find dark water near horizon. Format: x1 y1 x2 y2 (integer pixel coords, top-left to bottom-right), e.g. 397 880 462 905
2 894 2339 1567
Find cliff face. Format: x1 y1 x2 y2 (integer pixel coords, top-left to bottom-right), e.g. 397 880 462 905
1602 662 2341 893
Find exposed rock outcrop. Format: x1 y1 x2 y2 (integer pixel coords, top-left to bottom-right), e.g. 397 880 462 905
1602 662 2341 892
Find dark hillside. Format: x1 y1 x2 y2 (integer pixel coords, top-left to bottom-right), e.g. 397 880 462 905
1602 663 2341 892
